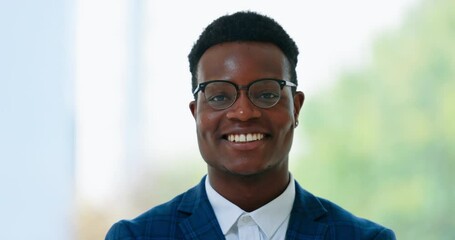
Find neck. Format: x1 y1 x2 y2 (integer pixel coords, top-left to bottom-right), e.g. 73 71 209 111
208 167 290 212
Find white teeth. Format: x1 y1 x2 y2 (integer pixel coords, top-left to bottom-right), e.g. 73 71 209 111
246 133 253 141
227 133 264 143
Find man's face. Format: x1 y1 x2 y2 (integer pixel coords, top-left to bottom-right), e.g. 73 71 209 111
190 42 304 177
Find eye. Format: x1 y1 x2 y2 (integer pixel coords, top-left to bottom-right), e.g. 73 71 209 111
258 91 279 99
249 80 281 102
207 93 232 102
252 88 280 101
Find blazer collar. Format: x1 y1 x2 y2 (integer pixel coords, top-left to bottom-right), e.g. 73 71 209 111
176 176 329 240
177 176 225 240
285 180 329 240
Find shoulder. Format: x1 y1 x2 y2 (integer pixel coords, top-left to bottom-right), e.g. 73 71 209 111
292 181 396 240
105 180 205 240
105 194 184 240
317 197 396 239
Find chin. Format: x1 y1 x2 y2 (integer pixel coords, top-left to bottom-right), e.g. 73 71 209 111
223 164 273 177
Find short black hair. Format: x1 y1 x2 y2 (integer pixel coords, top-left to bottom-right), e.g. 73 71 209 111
188 11 299 95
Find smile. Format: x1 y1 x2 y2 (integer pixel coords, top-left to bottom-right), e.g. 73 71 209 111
227 133 264 143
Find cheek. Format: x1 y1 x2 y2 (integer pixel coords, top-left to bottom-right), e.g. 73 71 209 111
271 111 295 160
271 103 296 140
196 106 221 138
276 114 294 136
276 96 295 124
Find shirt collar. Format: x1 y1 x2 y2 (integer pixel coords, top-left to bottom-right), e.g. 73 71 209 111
205 177 244 234
250 175 295 238
205 174 296 238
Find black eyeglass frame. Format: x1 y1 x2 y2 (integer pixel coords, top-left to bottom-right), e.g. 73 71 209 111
192 78 297 109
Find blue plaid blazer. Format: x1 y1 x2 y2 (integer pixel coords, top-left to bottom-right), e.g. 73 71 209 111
106 176 395 239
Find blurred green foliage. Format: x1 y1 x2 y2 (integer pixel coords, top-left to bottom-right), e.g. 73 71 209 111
83 0 455 239
294 0 455 239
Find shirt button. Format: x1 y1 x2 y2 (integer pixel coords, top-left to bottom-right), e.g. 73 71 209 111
240 215 253 223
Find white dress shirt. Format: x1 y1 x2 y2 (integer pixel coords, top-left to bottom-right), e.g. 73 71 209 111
205 175 295 240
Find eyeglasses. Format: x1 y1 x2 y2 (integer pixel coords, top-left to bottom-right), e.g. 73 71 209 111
193 78 297 110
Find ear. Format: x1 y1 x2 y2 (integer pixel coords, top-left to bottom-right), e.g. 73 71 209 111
189 100 197 120
293 91 305 124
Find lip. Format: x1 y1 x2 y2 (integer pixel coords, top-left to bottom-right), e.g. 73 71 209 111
221 127 270 151
224 137 267 151
221 128 270 140
226 133 264 142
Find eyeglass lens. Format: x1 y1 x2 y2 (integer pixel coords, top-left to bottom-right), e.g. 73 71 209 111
204 80 282 110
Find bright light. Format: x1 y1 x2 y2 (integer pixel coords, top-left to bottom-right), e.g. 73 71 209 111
75 0 417 205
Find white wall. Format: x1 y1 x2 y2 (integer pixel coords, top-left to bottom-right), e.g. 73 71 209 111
0 0 74 239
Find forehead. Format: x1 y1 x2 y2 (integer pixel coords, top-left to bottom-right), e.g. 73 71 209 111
196 42 290 83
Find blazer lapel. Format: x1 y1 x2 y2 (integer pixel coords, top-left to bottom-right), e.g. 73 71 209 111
178 176 225 240
176 177 329 239
286 181 329 240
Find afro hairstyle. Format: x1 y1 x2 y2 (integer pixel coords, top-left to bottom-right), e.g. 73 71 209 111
188 11 299 95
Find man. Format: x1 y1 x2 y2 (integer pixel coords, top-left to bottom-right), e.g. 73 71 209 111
106 11 396 239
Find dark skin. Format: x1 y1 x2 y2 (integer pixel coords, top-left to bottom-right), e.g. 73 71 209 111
190 42 304 212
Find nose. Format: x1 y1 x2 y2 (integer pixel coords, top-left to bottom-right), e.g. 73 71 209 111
226 91 261 121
